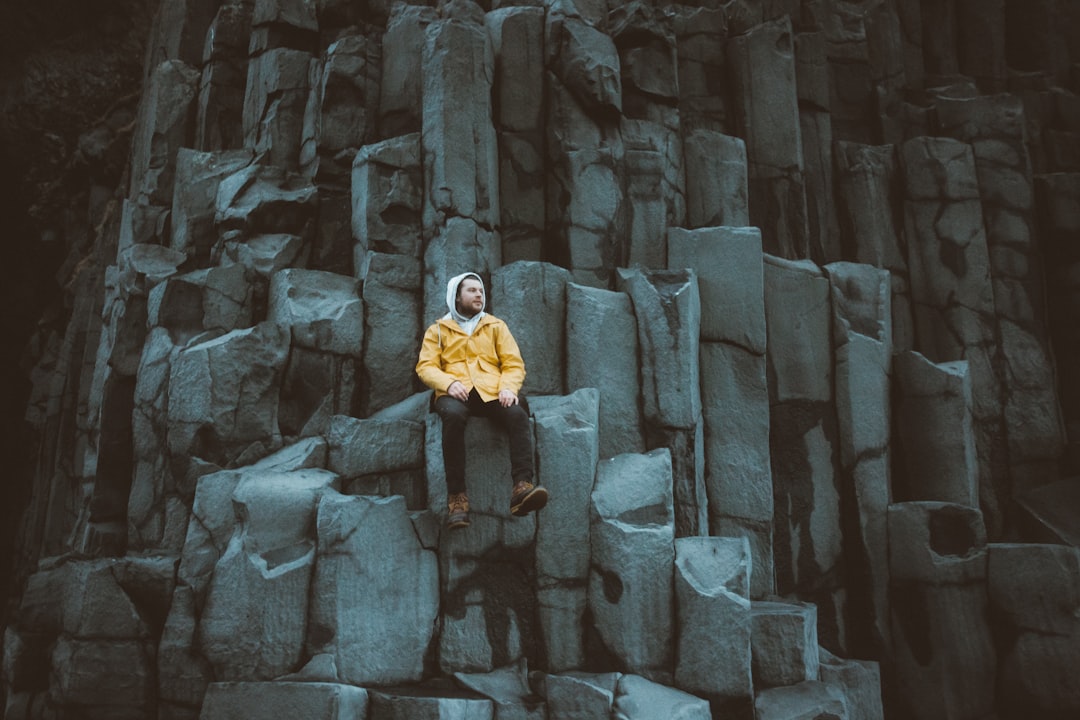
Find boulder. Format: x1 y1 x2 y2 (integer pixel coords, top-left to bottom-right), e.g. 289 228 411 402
673 537 752 704
565 283 644 458
326 413 424 481
360 252 423 415
751 601 820 688
545 4 621 118
215 163 318 239
369 689 493 719
171 149 256 264
590 450 674 682
683 130 749 229
199 682 368 720
753 681 849 720
351 133 423 259
613 674 711 720
542 672 618 720
309 493 439 685
242 48 315 169
818 648 884 720
148 264 253 343
454 661 544 720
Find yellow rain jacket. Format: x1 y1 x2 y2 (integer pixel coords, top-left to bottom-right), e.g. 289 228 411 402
415 314 526 402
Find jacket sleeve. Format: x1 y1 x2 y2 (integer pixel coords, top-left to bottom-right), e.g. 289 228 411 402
416 323 458 393
495 321 526 394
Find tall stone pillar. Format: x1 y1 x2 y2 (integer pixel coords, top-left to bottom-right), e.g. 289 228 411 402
728 16 810 259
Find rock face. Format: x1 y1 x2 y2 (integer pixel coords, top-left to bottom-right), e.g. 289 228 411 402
8 1 1080 720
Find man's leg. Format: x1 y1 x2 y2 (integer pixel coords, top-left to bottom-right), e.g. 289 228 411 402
434 395 471 495
477 392 547 516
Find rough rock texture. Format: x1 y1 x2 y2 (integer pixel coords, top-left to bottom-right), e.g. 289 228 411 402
7 2 1080 719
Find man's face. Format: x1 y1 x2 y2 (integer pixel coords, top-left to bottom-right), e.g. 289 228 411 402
456 278 485 317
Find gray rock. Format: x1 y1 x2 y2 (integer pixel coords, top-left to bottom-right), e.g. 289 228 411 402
144 0 219 68
566 283 644 458
727 16 809 258
751 601 820 689
351 134 423 259
215 163 318 238
764 256 832 404
893 352 978 506
621 117 685 270
251 436 327 471
818 648 884 720
268 268 363 357
195 3 252 151
613 674 711 720
198 469 337 680
545 5 621 117
326 414 424 480
455 660 544 720
549 147 625 287
491 262 571 396
683 130 749 229
158 586 213 708
168 322 290 466
51 637 154 718
672 6 727 131
148 264 253 343
361 252 424 414
279 346 359 436
988 543 1080 715
199 682 368 720
369 689 494 719
301 34 379 178
887 502 996 720
118 199 169 254
422 12 499 233
242 48 314 169
378 4 437 136
171 149 255 264
487 7 545 133
223 234 306 278
590 450 674 682
498 131 546 264
753 681 849 720
673 537 752 703
532 389 599 671
129 60 200 205
309 493 438 685
542 671 618 720
795 33 840 264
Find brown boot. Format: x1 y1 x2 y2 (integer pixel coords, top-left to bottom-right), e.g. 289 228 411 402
510 480 549 517
447 492 471 529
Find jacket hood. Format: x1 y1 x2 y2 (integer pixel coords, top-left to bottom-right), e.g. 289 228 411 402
445 271 486 322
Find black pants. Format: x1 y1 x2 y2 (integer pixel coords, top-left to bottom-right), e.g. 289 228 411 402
435 389 533 495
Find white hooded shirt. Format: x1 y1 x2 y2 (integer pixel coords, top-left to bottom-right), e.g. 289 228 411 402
444 271 486 335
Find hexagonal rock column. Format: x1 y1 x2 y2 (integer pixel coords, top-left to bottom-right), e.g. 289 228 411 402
544 1 625 288
937 93 1065 493
672 4 728 134
795 32 840 265
379 3 437 137
893 352 979 507
530 389 600 671
242 47 315 170
308 493 438 685
826 261 893 657
369 689 493 719
269 268 363 435
421 4 499 235
618 268 705 537
326 413 426 509
673 537 752 712
195 2 253 152
301 33 380 180
200 682 368 720
487 6 546 264
566 283 645 458
613 674 711 720
670 226 773 597
834 142 914 352
425 417 537 674
754 681 849 720
171 149 256 265
589 449 675 683
351 133 424 414
900 136 1007 535
491 261 571 397
750 601 820 689
129 59 200 206
454 661 545 720
198 469 339 681
763 255 845 648
683 130 749 229
727 16 810 259
987 543 1080 716
887 502 996 720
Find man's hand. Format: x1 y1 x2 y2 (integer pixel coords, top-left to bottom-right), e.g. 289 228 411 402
498 389 519 407
447 381 470 402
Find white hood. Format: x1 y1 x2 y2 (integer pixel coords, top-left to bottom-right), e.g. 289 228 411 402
444 271 486 333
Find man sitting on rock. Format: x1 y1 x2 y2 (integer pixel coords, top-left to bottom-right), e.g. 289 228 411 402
416 271 549 529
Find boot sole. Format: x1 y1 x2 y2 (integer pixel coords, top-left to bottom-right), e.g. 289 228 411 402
510 486 549 517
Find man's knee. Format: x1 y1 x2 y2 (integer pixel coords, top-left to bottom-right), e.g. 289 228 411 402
435 396 469 426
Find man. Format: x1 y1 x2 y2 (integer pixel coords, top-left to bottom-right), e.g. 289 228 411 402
416 272 549 529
